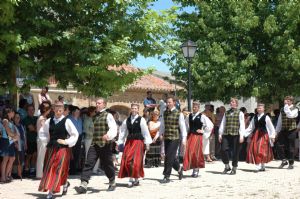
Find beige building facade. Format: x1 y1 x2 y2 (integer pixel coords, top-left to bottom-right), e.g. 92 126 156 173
30 66 183 119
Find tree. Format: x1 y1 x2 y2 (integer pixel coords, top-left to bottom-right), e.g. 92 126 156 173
168 0 300 103
0 0 172 97
0 0 20 95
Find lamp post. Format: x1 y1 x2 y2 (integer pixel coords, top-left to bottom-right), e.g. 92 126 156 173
181 40 197 112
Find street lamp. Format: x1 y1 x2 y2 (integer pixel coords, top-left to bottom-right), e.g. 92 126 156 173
181 40 197 112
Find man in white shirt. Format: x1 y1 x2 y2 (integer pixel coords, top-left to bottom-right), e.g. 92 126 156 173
75 98 118 194
275 96 298 169
219 98 245 175
154 97 187 183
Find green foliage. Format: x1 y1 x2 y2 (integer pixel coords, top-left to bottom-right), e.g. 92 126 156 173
168 0 300 103
0 0 171 97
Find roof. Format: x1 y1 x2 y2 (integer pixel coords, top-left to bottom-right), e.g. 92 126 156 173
47 64 183 92
108 64 183 92
129 74 183 92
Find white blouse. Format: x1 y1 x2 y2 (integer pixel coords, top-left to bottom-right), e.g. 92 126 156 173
118 115 152 145
40 115 79 147
244 113 276 139
185 112 214 139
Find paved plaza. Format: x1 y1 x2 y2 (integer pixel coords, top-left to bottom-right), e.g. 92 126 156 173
0 160 299 199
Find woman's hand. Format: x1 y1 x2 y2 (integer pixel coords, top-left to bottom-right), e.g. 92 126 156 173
196 129 203 134
57 139 67 145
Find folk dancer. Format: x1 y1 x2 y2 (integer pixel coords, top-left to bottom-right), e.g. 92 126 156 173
153 97 187 183
244 104 275 171
275 96 298 169
117 103 152 187
38 101 79 199
183 101 214 177
75 98 117 194
219 98 245 175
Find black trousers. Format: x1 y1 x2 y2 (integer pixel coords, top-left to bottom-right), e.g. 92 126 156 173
276 130 297 165
214 126 221 158
81 143 115 183
163 139 180 178
70 134 83 174
221 135 241 167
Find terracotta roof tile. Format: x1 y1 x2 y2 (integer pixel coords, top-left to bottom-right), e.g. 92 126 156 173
129 74 183 92
108 64 182 92
48 64 182 92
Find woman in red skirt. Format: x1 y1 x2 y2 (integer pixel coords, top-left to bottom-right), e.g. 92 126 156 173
183 101 214 177
38 101 79 199
244 103 275 172
117 103 152 187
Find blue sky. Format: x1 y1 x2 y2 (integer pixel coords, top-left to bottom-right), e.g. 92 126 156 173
131 0 174 73
131 0 195 73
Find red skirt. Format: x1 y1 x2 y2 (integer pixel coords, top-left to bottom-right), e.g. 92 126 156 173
183 133 205 171
118 139 145 178
38 147 70 193
246 130 273 164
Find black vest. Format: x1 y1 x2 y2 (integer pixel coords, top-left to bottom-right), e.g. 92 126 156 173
47 117 69 148
126 116 144 140
189 113 203 135
253 114 267 133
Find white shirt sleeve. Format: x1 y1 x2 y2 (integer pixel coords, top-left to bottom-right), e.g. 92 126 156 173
275 113 282 133
40 118 50 144
64 118 79 147
158 116 165 136
218 115 226 136
38 119 50 144
201 114 214 139
117 120 128 145
179 113 187 142
185 116 190 132
244 118 255 137
140 117 152 145
266 115 276 138
284 104 298 118
239 112 245 137
106 113 118 140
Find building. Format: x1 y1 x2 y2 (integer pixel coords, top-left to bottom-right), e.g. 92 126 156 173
30 65 183 119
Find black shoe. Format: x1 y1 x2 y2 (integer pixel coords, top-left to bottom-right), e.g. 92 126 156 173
133 181 139 186
160 177 170 184
287 165 294 170
191 173 198 178
107 184 116 191
222 167 231 174
229 168 236 175
46 194 53 199
74 186 87 194
259 168 266 172
278 161 288 169
62 181 70 195
178 167 183 180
